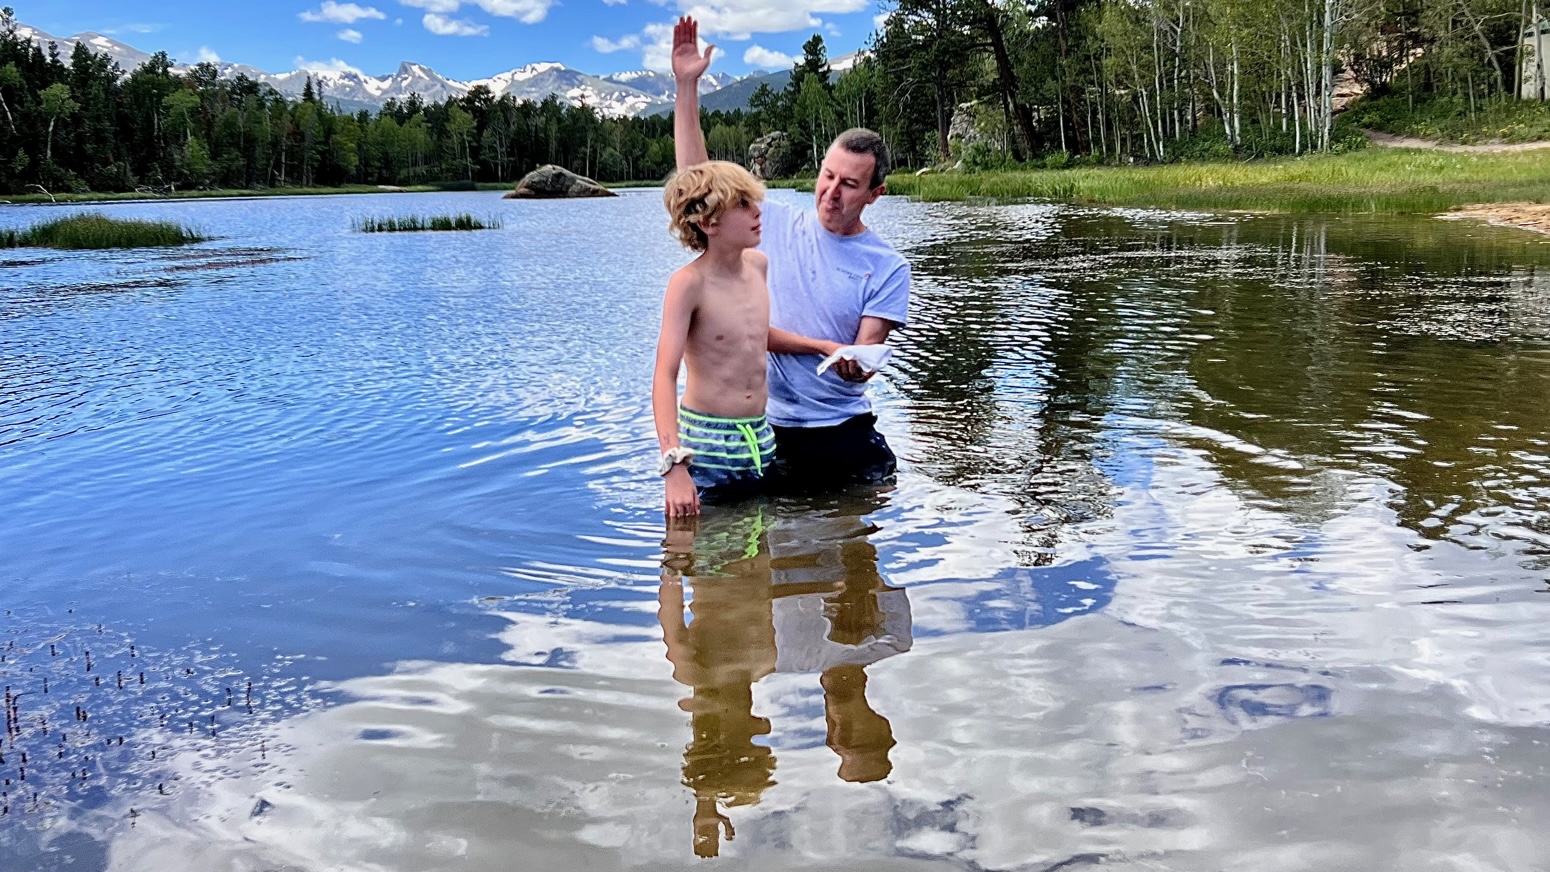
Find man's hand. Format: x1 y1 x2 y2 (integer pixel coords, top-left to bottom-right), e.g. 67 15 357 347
664 464 700 517
834 359 876 383
672 17 714 83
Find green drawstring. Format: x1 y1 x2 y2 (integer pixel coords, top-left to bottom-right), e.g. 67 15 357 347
735 422 764 475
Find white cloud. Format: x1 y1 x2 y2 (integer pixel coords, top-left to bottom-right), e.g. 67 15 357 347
590 33 641 52
603 0 628 5
196 46 221 63
398 0 554 24
299 1 387 23
422 12 490 35
293 56 366 74
742 44 793 68
475 0 552 21
338 28 364 42
679 0 869 40
640 21 679 73
631 0 867 71
105 23 163 35
873 10 891 30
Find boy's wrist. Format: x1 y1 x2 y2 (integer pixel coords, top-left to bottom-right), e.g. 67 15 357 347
658 446 695 475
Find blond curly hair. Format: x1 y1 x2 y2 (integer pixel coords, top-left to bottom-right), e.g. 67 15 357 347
663 161 765 252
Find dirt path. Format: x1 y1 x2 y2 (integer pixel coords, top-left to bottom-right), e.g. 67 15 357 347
1364 129 1550 153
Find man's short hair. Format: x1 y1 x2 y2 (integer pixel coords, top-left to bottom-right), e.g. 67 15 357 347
831 128 891 189
663 160 765 252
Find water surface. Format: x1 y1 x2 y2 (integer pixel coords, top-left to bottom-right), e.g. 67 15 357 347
2 191 1549 870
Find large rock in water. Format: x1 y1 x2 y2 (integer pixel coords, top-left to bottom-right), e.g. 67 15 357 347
504 164 616 199
748 132 795 180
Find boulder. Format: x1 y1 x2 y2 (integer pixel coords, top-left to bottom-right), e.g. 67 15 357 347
504 164 616 199
748 132 796 181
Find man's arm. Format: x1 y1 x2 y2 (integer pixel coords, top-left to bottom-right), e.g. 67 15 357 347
853 316 894 346
826 317 896 382
672 17 712 171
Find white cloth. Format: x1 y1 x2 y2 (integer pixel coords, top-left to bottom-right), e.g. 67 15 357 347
816 344 893 376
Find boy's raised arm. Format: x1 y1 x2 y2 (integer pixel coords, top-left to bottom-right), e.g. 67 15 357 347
672 16 712 171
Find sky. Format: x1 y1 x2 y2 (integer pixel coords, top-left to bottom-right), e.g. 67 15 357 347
17 0 888 80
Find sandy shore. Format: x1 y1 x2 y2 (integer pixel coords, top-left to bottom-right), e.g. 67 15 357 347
1447 203 1550 236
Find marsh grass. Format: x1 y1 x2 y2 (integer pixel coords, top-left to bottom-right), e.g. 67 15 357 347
353 213 500 232
885 150 1550 213
0 213 207 249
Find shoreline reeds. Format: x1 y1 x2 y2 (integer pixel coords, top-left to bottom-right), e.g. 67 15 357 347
884 149 1550 213
0 213 207 249
352 213 500 233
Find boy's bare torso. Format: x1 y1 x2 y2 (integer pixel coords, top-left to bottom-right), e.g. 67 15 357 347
679 250 770 419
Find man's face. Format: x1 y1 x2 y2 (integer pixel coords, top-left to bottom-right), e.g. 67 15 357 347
814 145 884 235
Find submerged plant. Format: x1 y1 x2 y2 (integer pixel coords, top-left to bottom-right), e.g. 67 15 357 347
352 213 500 232
0 213 207 249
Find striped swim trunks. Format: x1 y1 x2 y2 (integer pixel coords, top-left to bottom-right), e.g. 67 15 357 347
679 406 776 502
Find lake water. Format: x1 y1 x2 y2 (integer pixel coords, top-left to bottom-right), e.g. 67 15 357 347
2 190 1549 871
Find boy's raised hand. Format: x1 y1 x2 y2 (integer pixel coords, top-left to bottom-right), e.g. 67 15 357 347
672 16 714 82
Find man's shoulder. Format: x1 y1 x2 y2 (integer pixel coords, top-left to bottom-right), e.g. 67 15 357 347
852 230 909 273
762 198 809 231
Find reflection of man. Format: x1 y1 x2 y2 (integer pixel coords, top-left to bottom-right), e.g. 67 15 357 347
673 17 912 493
769 495 911 782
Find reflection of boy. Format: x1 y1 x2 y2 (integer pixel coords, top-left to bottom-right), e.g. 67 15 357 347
653 163 787 517
659 513 779 858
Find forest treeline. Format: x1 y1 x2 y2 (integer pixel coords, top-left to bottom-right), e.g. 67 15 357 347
870 0 1550 166
0 0 1546 195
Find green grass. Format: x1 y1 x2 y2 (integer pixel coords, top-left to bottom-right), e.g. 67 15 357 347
1 213 207 249
884 148 1550 213
352 213 500 232
1346 94 1550 145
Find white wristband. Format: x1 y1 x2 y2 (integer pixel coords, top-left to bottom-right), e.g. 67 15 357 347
658 446 695 476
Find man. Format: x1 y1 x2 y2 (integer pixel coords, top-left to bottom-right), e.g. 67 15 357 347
672 16 912 493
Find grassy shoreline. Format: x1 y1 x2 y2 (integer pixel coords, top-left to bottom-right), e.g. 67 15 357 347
10 148 1546 215
883 149 1550 213
0 184 445 206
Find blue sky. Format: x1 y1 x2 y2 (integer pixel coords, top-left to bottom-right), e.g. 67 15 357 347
18 0 886 79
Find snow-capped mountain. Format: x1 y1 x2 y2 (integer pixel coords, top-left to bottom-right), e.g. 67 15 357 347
273 62 471 106
601 71 736 102
468 62 653 115
14 22 770 118
14 25 153 71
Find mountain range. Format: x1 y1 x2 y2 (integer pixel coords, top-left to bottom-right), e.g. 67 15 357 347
13 23 775 118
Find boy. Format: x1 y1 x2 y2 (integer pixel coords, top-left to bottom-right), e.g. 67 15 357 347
652 161 784 516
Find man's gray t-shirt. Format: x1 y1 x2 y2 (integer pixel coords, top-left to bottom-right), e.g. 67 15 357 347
759 199 910 428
